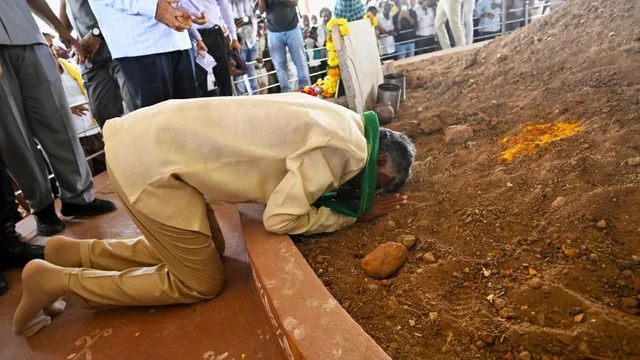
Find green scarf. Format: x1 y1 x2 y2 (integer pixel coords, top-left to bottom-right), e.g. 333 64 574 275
313 111 380 218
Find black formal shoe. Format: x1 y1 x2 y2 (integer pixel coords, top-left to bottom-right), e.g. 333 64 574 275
0 274 8 297
0 225 45 270
33 204 66 237
60 198 116 217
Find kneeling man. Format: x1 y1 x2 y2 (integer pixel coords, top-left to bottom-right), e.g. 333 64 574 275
14 93 415 337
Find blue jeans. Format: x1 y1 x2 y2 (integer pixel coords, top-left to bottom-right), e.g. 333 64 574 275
235 43 259 95
267 28 310 93
396 43 416 60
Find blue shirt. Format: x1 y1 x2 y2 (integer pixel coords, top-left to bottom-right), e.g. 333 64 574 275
88 0 192 59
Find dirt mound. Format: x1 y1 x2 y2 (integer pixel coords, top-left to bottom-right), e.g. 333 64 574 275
296 0 640 359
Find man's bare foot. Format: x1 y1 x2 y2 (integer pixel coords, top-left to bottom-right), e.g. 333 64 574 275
44 236 82 267
13 260 70 337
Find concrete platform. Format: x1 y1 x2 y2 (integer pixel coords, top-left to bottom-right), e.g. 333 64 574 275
1 173 281 360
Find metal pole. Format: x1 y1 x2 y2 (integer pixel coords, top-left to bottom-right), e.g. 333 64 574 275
501 0 508 35
525 0 530 25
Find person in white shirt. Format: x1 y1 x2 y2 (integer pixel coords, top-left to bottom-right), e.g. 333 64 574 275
376 1 397 57
413 0 436 55
434 0 466 49
475 0 502 39
88 0 206 109
44 34 106 176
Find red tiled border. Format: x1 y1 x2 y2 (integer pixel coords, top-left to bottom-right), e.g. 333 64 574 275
239 204 390 360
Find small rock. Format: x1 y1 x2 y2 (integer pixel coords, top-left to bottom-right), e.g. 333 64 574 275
621 297 638 309
528 278 543 289
445 125 474 144
625 157 640 166
596 219 607 229
556 333 574 346
361 242 409 279
574 313 585 323
622 270 633 278
418 115 444 134
428 312 439 321
551 196 566 208
367 283 379 290
397 235 417 249
517 351 532 360
499 308 517 319
479 333 496 345
475 341 488 349
562 245 580 258
374 102 395 125
384 220 397 231
437 259 446 266
381 279 393 287
493 298 506 311
504 353 514 360
632 255 640 264
589 254 599 262
388 296 399 309
423 252 436 263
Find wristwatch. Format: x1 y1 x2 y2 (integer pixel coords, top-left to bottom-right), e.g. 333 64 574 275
91 28 101 37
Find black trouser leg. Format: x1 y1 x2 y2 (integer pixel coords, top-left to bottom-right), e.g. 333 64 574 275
197 27 232 97
117 50 197 110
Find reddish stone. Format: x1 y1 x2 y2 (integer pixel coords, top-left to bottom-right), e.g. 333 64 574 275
361 243 409 279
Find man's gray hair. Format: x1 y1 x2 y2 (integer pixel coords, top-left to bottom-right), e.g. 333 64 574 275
378 128 416 193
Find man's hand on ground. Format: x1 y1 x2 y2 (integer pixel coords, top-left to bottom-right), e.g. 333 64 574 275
71 105 89 116
80 33 101 60
155 0 191 32
358 194 408 222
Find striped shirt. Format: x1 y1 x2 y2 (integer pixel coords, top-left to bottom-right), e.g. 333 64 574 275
88 0 191 59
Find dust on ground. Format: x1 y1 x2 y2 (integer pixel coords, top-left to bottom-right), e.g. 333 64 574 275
296 0 640 358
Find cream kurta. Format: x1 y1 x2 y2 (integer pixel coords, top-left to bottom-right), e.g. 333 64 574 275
103 93 367 235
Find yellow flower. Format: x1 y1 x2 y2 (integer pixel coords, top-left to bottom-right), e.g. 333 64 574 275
328 58 339 67
328 50 338 61
326 41 335 51
339 26 349 37
326 34 333 43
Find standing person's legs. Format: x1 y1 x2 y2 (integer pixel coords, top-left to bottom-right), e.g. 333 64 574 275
14 173 225 338
396 43 409 59
434 1 452 49
82 59 125 127
462 0 475 45
109 59 135 115
285 29 310 90
117 52 174 110
267 31 291 93
170 49 198 99
443 0 466 47
200 28 232 97
0 45 93 214
243 44 259 94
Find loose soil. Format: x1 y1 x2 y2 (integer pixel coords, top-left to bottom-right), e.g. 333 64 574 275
295 0 640 359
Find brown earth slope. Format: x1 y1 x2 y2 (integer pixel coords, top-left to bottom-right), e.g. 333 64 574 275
296 0 640 359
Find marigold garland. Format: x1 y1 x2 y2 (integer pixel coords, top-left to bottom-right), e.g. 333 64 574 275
299 18 350 98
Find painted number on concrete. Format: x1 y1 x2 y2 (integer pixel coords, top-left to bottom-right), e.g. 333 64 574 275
67 328 113 360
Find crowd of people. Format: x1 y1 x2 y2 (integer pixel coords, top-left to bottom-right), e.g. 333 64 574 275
0 0 562 299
